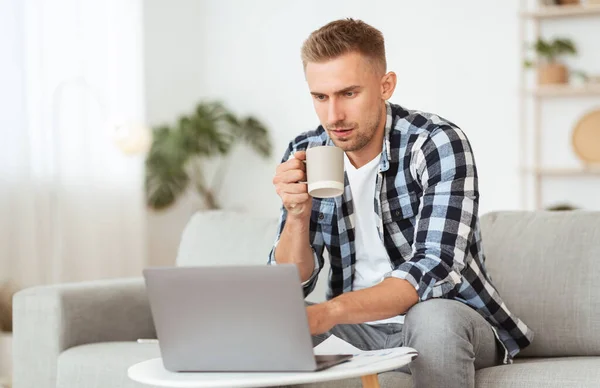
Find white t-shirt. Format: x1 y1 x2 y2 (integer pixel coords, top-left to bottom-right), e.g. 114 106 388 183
344 153 405 325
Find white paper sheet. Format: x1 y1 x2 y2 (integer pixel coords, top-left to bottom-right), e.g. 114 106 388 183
314 334 418 369
335 347 417 369
313 334 362 355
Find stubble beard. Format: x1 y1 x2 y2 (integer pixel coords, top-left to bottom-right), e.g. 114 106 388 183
328 107 382 152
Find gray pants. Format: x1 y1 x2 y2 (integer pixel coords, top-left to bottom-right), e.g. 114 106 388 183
313 299 502 388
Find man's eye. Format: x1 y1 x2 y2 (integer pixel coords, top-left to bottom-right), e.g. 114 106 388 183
345 92 355 97
315 95 326 101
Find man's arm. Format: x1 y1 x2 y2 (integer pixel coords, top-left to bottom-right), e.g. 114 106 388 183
386 125 478 300
307 278 418 335
307 124 478 334
269 149 324 288
274 213 315 282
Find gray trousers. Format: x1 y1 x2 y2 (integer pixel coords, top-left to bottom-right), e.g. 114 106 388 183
312 299 502 388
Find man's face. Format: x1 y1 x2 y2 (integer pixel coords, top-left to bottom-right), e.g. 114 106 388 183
305 51 384 153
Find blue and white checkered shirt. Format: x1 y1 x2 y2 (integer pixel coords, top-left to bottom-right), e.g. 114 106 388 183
268 101 533 363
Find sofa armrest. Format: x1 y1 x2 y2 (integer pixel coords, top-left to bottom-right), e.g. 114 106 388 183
13 277 155 388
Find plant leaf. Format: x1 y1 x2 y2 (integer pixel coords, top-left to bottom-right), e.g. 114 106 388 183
233 116 272 158
531 37 577 63
552 38 577 56
145 146 190 210
523 59 535 68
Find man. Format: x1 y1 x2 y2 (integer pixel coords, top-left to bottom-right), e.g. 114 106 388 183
268 18 532 388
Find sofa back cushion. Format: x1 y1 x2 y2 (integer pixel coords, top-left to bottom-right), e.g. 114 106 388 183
176 210 279 267
176 210 330 302
480 211 600 357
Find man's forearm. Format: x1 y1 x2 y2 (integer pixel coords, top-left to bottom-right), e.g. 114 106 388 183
274 218 315 282
326 278 419 325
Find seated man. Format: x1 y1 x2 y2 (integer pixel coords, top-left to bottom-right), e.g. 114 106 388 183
268 18 533 388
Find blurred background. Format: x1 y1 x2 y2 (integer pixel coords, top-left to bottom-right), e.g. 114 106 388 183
0 1 599 380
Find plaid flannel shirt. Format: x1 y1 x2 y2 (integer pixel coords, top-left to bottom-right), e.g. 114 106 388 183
268 101 533 363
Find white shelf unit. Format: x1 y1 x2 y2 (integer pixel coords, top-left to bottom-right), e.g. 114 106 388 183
519 0 600 210
521 3 600 18
528 83 600 97
524 167 600 176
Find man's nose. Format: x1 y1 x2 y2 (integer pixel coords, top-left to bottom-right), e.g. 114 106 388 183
327 99 345 124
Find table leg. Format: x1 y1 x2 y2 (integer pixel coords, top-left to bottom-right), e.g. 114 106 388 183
361 374 380 388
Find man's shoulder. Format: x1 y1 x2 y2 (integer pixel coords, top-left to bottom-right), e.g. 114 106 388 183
387 102 474 164
288 126 329 150
278 126 329 162
389 102 462 139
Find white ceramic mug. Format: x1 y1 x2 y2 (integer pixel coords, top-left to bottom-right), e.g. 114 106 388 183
305 146 344 198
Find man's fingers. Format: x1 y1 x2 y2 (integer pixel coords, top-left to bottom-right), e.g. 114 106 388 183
274 183 307 198
293 151 307 161
273 169 306 185
277 157 306 174
281 183 308 194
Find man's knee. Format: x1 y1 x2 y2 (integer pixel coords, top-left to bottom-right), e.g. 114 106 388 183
404 299 474 347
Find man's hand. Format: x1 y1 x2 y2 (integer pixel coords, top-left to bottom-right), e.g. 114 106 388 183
273 151 312 219
306 302 339 335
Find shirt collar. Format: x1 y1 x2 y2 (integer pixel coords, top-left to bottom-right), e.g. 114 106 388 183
379 101 393 173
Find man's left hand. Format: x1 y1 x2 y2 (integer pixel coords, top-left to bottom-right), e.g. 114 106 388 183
306 302 338 335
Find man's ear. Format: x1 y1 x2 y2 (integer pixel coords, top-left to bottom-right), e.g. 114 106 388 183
381 71 397 100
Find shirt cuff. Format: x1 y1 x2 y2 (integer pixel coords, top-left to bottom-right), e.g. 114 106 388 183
301 248 320 286
269 241 321 288
384 261 461 301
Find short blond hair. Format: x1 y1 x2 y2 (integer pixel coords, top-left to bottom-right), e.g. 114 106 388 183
301 18 386 74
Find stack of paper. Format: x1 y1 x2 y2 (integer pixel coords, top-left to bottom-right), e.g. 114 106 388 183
314 334 418 369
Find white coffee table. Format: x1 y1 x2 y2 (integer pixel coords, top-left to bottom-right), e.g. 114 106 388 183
128 347 417 388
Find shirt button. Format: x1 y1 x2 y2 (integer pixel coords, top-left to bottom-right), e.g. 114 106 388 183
394 210 401 217
318 213 324 220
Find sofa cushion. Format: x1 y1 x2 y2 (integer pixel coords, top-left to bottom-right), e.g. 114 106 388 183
56 342 161 388
480 211 600 358
56 341 411 388
285 357 600 388
55 342 600 388
477 356 600 388
292 357 600 388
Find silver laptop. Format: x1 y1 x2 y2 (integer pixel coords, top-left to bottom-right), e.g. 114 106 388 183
143 264 352 372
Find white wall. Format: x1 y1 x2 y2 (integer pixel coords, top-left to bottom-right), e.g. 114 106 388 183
143 0 599 267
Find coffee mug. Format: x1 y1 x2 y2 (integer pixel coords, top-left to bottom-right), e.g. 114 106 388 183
305 145 344 198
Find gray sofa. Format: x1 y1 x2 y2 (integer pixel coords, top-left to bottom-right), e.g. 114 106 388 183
13 210 600 387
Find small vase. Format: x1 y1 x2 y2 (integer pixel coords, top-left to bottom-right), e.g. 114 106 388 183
538 63 569 85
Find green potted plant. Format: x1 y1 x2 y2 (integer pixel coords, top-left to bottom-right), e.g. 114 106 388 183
145 101 272 210
524 37 577 85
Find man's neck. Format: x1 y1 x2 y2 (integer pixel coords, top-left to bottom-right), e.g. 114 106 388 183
345 102 387 169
